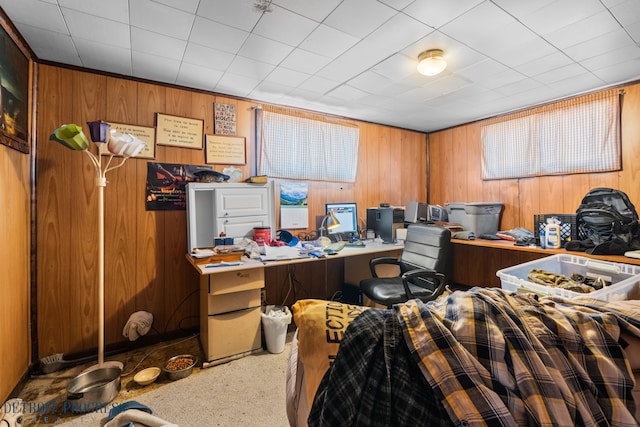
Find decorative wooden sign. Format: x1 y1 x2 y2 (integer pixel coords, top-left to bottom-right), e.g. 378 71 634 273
156 113 203 149
214 103 237 135
109 122 156 159
205 135 246 165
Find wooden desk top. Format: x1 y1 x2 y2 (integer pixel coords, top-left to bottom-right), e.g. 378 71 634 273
452 238 640 266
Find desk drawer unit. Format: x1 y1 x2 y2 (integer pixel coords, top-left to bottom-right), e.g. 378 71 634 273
201 268 265 364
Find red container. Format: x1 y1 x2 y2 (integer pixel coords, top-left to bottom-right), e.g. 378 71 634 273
253 227 271 245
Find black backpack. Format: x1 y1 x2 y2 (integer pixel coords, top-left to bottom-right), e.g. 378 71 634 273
576 188 640 254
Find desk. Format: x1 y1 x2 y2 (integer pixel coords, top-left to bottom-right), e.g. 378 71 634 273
451 238 640 288
187 241 403 367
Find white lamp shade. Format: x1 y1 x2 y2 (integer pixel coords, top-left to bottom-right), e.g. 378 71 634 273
417 49 447 76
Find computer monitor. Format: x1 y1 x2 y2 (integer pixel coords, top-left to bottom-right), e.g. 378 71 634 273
325 202 358 237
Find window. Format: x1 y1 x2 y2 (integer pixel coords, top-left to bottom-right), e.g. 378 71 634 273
257 107 359 182
481 89 622 180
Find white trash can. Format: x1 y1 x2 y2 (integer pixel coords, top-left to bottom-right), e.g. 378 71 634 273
261 305 292 354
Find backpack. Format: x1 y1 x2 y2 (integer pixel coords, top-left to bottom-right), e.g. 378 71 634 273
576 188 640 254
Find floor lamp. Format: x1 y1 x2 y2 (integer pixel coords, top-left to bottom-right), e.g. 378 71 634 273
50 122 145 371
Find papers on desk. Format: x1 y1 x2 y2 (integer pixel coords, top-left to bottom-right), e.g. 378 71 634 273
260 245 303 261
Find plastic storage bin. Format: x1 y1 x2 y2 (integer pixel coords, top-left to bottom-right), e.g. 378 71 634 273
446 202 503 236
497 254 640 301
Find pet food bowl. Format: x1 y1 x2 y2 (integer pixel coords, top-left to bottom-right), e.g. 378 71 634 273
133 367 161 386
163 354 197 381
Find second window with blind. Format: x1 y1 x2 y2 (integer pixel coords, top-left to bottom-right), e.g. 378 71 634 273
481 89 622 180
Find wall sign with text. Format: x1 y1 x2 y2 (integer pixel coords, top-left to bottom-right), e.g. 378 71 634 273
155 113 203 149
205 135 246 165
214 102 237 135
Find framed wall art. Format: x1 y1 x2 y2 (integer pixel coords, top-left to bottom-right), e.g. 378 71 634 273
155 113 203 149
0 11 32 154
205 134 246 165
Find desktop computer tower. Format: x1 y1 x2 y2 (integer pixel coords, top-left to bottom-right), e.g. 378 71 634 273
366 207 404 243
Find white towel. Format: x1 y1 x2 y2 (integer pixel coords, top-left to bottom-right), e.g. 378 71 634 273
123 311 153 341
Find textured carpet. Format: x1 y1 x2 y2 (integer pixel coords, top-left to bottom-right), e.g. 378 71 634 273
57 341 292 427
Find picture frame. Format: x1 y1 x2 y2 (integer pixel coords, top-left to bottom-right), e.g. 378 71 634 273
155 113 204 149
205 134 246 165
108 122 156 159
0 10 32 154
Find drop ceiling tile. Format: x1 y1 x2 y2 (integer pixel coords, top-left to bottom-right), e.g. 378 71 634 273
176 63 223 91
251 81 297 99
130 0 194 40
264 67 311 87
455 58 511 84
298 24 360 58
489 0 555 19
0 0 68 33
62 8 130 49
316 40 390 82
182 43 235 71
403 0 483 28
152 0 199 14
494 77 548 97
214 73 260 97
279 49 333 74
196 0 261 31
604 0 640 27
327 84 369 101
492 37 558 68
252 4 318 46
323 0 397 38
347 71 393 93
296 75 340 94
544 10 622 50
547 71 606 96
590 57 640 83
364 12 433 55
273 0 342 22
58 0 129 23
628 21 640 44
533 63 590 85
378 0 415 11
519 0 604 35
74 38 132 75
513 51 574 78
476 68 527 90
563 28 635 61
131 27 187 60
131 51 181 83
581 44 640 72
226 56 276 80
17 24 81 65
189 16 250 54
371 53 417 80
237 34 295 65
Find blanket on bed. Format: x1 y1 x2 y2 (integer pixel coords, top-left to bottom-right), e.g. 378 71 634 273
310 287 640 427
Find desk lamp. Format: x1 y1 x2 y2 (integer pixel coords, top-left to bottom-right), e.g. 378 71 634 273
319 210 341 237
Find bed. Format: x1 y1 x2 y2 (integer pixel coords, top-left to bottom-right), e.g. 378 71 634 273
286 287 640 426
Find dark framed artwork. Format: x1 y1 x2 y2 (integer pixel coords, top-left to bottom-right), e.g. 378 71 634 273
0 11 32 154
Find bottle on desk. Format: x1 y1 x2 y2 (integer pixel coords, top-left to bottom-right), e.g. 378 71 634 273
545 218 561 249
540 228 546 249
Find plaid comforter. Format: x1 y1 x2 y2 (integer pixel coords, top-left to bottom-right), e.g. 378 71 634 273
310 288 640 426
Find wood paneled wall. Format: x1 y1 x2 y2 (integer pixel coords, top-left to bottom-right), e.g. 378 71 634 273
35 65 427 358
0 143 30 402
429 82 640 230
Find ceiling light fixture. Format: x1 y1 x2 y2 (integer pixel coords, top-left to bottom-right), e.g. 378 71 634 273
417 49 447 76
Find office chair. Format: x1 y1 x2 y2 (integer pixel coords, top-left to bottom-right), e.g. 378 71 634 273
360 223 452 308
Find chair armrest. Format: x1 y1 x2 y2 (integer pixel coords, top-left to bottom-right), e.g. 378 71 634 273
369 256 401 278
401 269 446 302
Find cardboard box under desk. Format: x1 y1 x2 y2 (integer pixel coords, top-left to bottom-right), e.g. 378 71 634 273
205 307 262 362
208 288 261 315
207 268 265 295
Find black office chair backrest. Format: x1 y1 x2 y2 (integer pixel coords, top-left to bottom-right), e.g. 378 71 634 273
399 223 452 280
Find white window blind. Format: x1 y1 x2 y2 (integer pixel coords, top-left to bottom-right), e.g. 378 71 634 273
259 109 360 182
481 89 621 180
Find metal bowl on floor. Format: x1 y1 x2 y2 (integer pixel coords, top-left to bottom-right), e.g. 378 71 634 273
163 354 197 381
66 366 121 412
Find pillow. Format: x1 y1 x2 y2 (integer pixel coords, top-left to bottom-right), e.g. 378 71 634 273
292 299 368 404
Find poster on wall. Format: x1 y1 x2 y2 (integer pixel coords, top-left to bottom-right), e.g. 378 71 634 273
280 182 308 229
0 16 30 153
214 102 237 135
145 162 212 210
